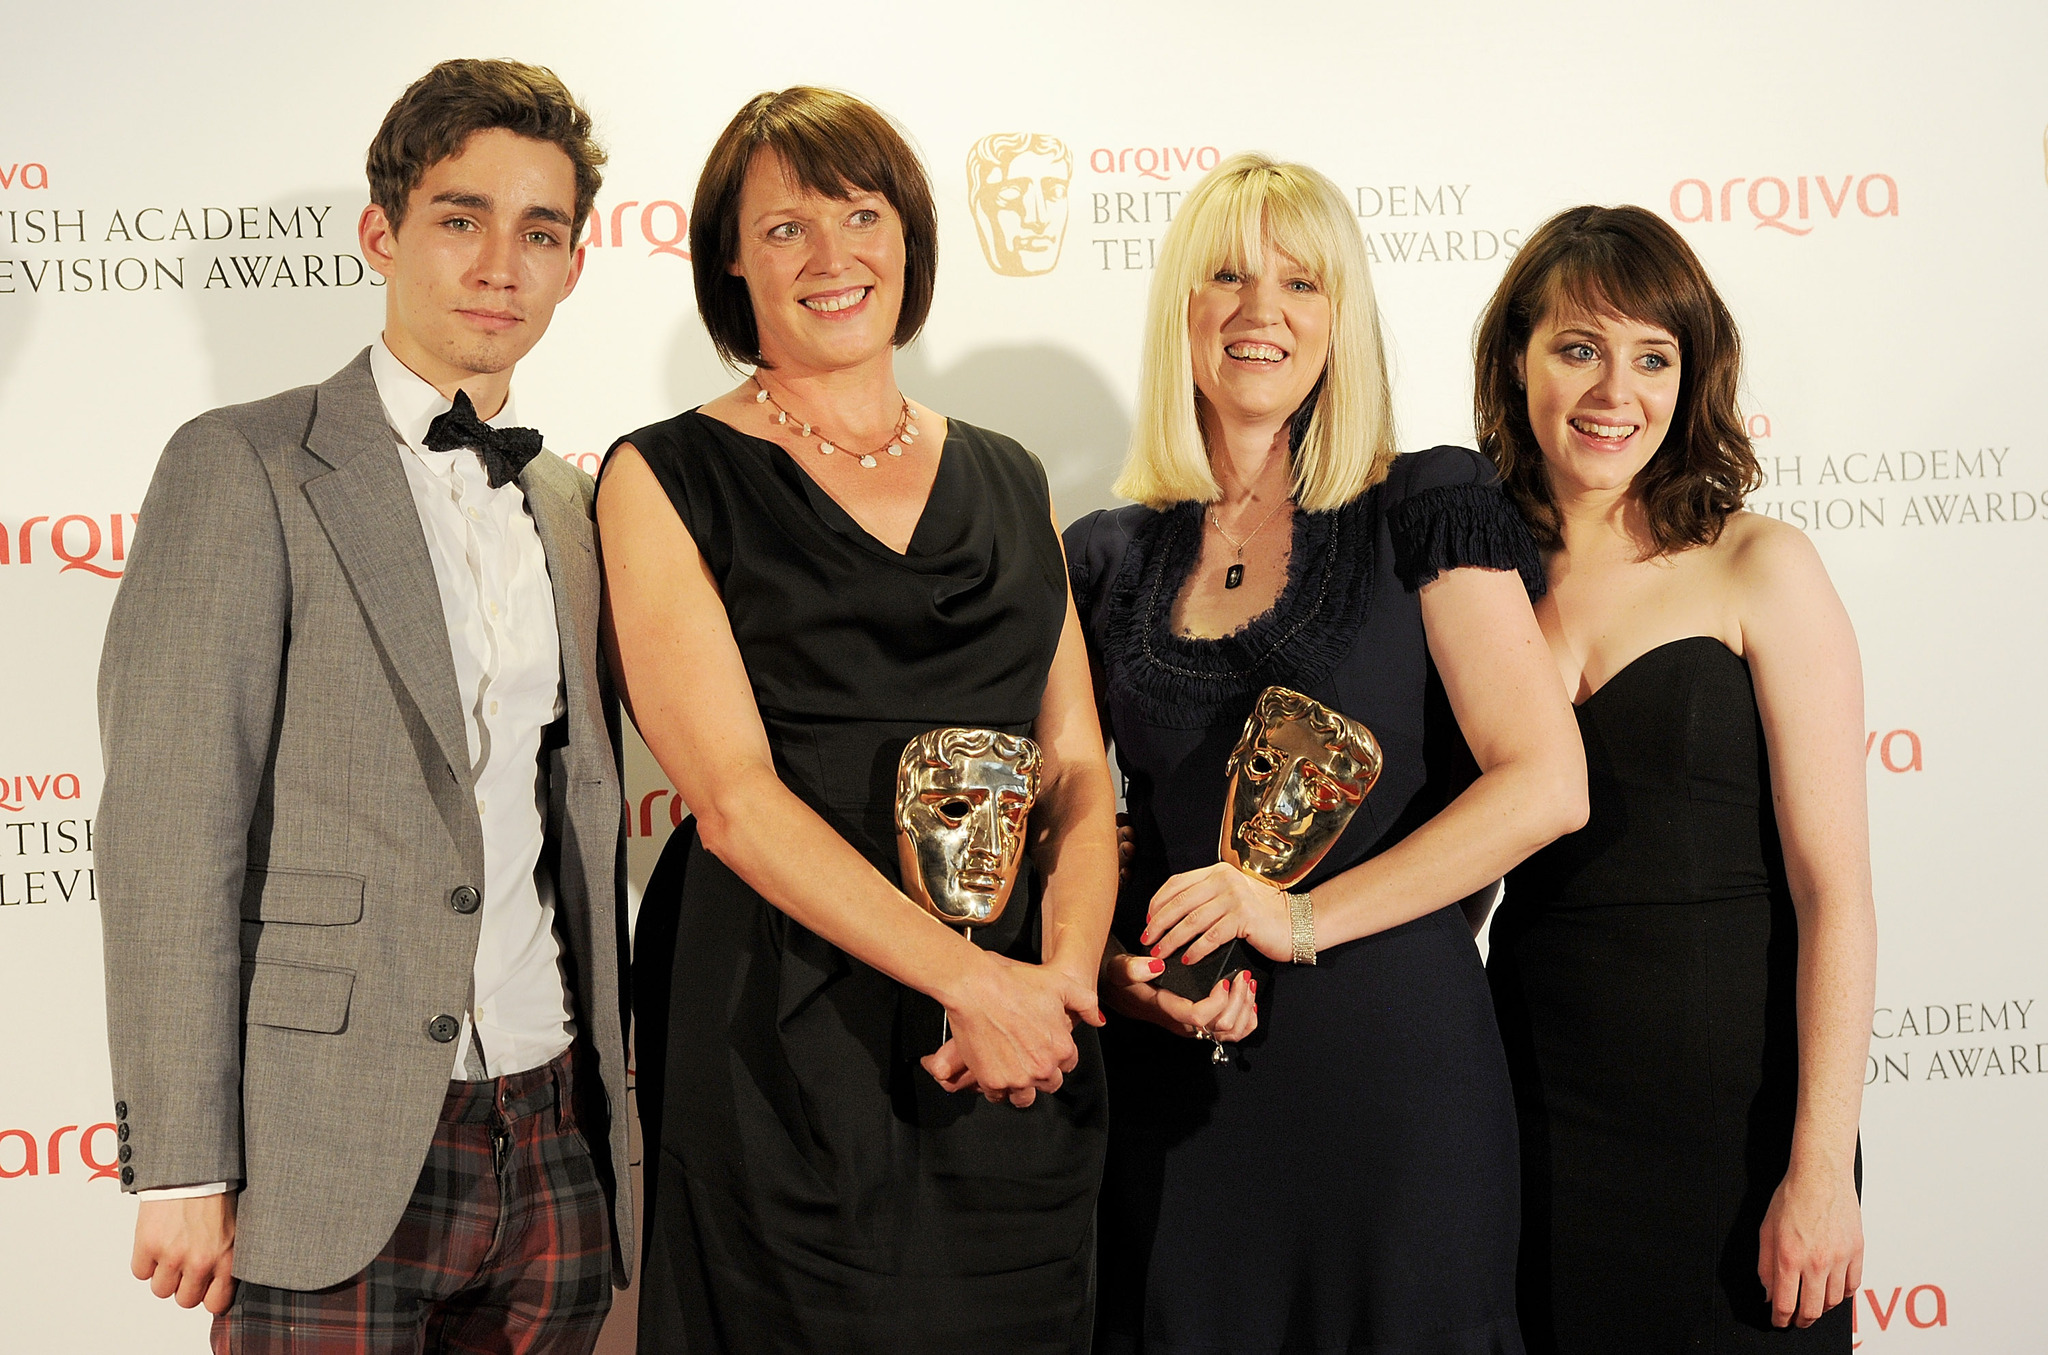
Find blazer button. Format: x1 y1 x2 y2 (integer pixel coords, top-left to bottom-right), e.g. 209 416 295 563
120 1144 133 1163
117 1123 130 1141
120 1167 134 1186
449 885 482 915
428 1014 461 1043
115 1101 128 1119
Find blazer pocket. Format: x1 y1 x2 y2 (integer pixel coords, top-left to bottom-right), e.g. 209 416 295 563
242 959 355 1033
240 868 365 925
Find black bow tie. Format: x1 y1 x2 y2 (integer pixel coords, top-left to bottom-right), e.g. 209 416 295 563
422 390 543 489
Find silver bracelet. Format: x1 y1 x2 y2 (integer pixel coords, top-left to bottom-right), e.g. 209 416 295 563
1288 889 1317 966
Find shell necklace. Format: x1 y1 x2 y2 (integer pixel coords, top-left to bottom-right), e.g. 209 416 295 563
752 376 918 469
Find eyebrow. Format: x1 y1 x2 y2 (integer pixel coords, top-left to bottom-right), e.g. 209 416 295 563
428 190 572 228
1555 324 1678 347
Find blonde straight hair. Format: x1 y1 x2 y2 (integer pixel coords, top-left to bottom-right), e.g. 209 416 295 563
1113 153 1397 512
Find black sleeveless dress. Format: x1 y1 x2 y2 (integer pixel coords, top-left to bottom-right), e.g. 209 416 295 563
1488 637 1853 1352
1065 447 1542 1355
612 411 1107 1355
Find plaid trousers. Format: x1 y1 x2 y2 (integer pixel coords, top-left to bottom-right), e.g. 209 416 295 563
213 1049 613 1355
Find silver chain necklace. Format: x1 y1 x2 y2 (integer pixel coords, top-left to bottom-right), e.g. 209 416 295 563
752 376 917 469
1208 496 1290 589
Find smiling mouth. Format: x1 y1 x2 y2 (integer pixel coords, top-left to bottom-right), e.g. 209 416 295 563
1225 341 1288 363
803 286 870 314
1569 416 1638 443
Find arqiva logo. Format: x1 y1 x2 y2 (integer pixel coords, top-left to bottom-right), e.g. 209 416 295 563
0 1123 121 1182
1853 1283 1948 1345
2 513 139 578
0 772 84 813
1670 174 1898 234
583 195 689 260
1865 729 1922 773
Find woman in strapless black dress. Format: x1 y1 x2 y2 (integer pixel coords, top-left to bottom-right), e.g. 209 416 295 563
1068 155 1588 1355
1474 206 1877 1352
598 90 1116 1354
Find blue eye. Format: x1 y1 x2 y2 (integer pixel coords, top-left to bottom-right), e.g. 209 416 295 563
1642 352 1672 371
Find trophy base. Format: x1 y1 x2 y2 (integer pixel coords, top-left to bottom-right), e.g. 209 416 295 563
1155 937 1263 1003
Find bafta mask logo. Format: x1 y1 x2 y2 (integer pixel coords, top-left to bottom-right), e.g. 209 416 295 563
1220 686 1383 886
896 728 1041 926
967 133 1073 277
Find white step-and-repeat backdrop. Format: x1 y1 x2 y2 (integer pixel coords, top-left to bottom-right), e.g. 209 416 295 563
3 3 2043 1350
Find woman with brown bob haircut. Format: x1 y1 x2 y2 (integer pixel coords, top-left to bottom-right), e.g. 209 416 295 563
1475 205 1876 1352
596 88 1116 1352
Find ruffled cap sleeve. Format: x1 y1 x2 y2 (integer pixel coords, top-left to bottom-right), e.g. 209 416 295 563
1384 445 1545 597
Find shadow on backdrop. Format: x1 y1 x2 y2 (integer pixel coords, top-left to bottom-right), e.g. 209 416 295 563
186 189 384 406
898 342 1130 526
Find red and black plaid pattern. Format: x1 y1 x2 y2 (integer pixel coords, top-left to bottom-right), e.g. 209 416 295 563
214 1049 613 1355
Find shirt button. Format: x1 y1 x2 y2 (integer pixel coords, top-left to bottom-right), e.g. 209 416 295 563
476 796 486 815
428 1015 461 1043
467 507 481 520
488 601 500 617
489 700 499 716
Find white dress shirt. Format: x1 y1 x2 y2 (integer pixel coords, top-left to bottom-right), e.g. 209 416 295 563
370 337 576 1081
136 341 577 1204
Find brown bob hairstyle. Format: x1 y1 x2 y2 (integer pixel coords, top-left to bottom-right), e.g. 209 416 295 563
1473 204 1760 555
366 59 606 240
690 88 939 369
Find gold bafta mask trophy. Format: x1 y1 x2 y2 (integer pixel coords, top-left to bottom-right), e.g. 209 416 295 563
966 133 1073 277
1156 686 1383 1005
896 728 1041 1043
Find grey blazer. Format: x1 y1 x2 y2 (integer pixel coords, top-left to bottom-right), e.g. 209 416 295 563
97 349 633 1291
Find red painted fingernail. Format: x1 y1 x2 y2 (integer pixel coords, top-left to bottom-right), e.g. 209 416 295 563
1148 959 1166 975
1149 945 1160 958
1249 978 1258 994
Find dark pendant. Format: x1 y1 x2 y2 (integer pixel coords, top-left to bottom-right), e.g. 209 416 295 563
1224 563 1245 589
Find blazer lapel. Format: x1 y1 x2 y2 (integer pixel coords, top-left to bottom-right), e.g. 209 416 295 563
300 350 474 789
520 453 601 767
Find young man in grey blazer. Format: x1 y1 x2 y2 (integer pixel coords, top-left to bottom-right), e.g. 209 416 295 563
97 59 632 1352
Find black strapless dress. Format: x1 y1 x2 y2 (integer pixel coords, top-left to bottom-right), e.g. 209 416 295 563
612 411 1106 1354
1489 637 1853 1353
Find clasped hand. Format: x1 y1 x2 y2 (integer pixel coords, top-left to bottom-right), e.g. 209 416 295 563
1098 863 1295 1044
921 951 1101 1108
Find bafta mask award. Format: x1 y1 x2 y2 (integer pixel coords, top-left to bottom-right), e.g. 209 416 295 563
1156 686 1383 1004
897 728 1041 1052
895 728 1041 931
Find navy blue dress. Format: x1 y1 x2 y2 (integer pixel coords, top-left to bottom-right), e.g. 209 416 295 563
1064 446 1543 1355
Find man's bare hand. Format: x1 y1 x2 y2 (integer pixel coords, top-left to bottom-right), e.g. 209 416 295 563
133 1193 237 1315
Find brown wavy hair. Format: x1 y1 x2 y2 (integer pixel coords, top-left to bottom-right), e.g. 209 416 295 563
691 88 938 369
1473 205 1759 555
367 59 606 240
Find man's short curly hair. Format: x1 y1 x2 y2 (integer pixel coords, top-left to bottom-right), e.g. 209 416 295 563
366 59 606 240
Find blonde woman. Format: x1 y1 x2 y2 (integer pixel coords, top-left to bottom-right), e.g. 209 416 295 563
1064 155 1586 1352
